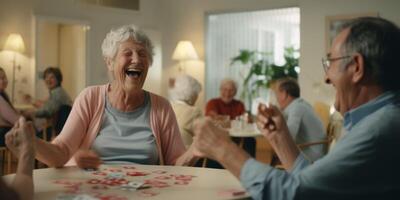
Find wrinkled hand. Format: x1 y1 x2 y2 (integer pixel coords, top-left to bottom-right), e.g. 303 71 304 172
256 103 289 140
74 150 102 169
5 117 36 158
192 117 232 160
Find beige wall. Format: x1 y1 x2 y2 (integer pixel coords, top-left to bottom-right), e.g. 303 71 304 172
59 25 86 99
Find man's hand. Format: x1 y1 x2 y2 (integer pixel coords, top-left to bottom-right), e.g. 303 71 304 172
256 103 290 140
256 103 300 169
192 117 232 160
74 150 102 169
5 117 36 159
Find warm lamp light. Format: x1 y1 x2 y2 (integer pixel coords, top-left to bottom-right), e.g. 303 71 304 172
172 41 198 71
4 34 25 53
3 33 25 103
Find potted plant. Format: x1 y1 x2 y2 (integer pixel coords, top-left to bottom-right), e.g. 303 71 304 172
230 47 299 110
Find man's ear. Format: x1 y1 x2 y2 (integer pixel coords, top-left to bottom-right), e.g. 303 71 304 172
351 53 365 83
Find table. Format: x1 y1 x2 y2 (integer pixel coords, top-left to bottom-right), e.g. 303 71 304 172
3 164 250 200
229 123 262 148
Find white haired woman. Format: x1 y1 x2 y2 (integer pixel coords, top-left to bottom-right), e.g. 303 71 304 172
8 25 198 168
169 74 202 148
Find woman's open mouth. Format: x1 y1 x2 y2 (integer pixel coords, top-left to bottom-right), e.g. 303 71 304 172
125 68 142 78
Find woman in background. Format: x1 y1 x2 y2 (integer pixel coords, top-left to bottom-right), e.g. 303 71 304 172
24 67 72 119
0 67 19 146
170 74 202 148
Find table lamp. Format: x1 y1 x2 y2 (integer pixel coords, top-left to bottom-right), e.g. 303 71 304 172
172 40 198 72
3 33 25 103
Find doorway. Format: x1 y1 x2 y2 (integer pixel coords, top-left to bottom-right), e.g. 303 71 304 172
34 16 88 101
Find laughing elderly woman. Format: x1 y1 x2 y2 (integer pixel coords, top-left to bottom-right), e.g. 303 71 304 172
9 25 198 168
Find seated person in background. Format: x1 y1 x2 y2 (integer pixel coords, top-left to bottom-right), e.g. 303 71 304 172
8 24 198 169
274 78 326 161
25 67 72 119
192 17 400 199
205 78 256 167
205 78 245 120
0 67 19 146
1 117 35 200
169 74 202 148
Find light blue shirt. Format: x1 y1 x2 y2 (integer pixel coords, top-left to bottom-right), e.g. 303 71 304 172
240 91 400 200
283 98 326 161
92 92 159 165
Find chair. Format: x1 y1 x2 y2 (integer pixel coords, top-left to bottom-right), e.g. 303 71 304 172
0 146 12 175
42 104 72 141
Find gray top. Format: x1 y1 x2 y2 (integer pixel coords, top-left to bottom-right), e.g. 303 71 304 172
283 98 326 161
240 91 400 200
92 91 159 165
35 86 72 118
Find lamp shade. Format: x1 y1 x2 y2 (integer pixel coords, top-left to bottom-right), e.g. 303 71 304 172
4 33 25 53
172 41 198 61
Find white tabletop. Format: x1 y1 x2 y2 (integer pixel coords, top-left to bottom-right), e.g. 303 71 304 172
3 164 250 200
229 123 262 138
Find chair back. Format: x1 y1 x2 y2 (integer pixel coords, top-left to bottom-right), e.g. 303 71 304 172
53 105 72 134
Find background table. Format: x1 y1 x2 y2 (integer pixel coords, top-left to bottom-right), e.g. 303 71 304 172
3 164 250 200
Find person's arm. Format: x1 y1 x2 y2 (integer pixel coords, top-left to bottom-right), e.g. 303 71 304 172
5 117 35 200
257 103 300 170
0 96 19 124
36 88 92 167
192 118 310 200
205 99 219 117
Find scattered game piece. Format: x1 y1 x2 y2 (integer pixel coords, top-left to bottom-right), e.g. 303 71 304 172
126 171 149 176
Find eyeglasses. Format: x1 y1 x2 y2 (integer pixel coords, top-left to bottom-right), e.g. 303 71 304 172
321 55 351 73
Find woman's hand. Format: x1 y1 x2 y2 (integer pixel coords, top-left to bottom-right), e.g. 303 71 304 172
74 150 102 169
5 117 36 159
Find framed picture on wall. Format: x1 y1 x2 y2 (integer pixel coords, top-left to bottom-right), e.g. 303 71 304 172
325 12 379 53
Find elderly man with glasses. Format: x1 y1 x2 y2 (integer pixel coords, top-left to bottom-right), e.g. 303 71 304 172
192 17 400 199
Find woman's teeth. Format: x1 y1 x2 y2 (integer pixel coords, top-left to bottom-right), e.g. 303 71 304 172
125 69 142 78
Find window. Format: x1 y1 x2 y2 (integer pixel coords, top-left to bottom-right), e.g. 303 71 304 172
205 7 300 106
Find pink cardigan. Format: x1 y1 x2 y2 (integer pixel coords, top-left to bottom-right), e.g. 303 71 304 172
52 84 186 166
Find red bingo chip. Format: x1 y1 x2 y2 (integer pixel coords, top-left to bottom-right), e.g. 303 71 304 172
92 185 109 190
126 171 148 176
87 179 102 184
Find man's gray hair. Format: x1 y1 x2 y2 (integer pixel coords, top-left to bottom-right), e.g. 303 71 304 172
101 24 154 64
170 75 202 103
339 17 400 91
220 78 238 91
